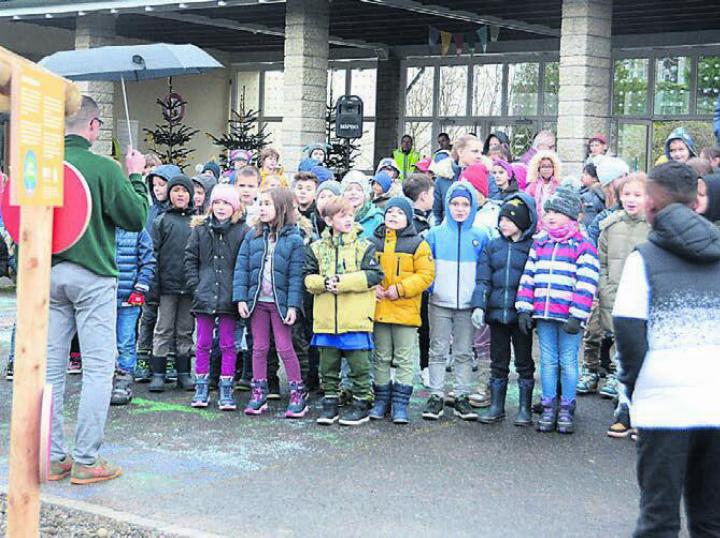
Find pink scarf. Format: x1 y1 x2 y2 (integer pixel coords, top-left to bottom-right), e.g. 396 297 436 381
546 221 579 242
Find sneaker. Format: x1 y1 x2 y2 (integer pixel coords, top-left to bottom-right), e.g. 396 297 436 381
316 396 340 425
599 374 619 399
453 395 478 421
48 455 74 481
267 377 281 400
133 357 151 383
285 381 309 418
339 398 370 426
109 370 133 406
4 361 13 381
469 388 491 408
576 368 599 394
422 394 444 420
607 405 632 439
70 458 122 485
67 353 82 375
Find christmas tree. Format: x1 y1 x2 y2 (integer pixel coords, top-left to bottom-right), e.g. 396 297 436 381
207 86 269 167
325 92 360 180
143 80 199 170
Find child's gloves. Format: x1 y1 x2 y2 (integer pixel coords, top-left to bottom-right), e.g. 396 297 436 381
518 312 533 335
127 291 145 306
471 308 484 329
562 317 582 335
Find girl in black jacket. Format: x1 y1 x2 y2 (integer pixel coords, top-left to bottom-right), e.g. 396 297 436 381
185 184 248 409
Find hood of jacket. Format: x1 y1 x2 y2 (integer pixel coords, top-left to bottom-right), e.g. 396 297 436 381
192 174 217 196
527 150 562 184
664 127 697 160
483 131 510 154
500 191 538 240
702 173 720 223
146 164 181 204
444 181 478 231
649 203 720 263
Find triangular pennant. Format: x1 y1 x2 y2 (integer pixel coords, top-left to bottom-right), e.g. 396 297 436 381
477 26 488 53
490 25 500 42
440 31 452 57
453 33 464 58
428 25 440 46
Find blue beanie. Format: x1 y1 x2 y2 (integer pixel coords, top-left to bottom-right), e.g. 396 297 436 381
202 161 221 180
298 158 320 172
385 196 414 226
372 171 393 194
311 165 335 183
449 186 472 203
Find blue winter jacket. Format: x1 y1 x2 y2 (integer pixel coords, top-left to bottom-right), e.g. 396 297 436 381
426 182 491 310
232 224 305 318
433 160 499 223
115 228 156 305
471 192 537 324
587 204 620 246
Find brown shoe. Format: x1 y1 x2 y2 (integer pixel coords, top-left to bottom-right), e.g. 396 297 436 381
70 458 122 485
48 455 74 481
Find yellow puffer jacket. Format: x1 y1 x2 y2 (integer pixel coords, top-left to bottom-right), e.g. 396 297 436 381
370 224 434 326
304 225 384 334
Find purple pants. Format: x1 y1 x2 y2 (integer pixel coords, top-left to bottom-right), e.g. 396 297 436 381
195 314 237 377
250 301 301 382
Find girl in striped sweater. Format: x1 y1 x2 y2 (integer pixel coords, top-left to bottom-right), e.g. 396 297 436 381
515 185 599 434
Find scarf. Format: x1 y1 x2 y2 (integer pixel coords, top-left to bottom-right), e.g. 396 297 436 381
546 221 579 243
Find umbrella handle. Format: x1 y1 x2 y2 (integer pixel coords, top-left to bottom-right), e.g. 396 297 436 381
120 75 133 150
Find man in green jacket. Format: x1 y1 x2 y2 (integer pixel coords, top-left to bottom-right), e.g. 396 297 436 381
392 134 421 181
46 96 148 485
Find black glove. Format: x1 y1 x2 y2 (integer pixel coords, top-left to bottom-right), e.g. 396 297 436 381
563 317 582 335
518 313 533 335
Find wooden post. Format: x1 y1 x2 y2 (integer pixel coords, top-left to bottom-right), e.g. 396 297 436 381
0 46 79 538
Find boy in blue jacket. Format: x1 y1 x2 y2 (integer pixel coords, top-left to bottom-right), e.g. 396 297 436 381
111 228 156 406
472 193 537 426
423 182 491 421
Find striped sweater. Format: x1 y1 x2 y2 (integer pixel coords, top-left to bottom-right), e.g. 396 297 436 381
515 230 599 324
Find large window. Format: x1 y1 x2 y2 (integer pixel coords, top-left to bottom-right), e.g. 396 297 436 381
406 66 435 117
507 63 539 116
654 57 691 115
613 59 649 116
439 65 468 116
696 55 720 115
472 64 502 116
262 70 284 117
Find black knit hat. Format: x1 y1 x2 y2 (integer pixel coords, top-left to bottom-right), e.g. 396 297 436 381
167 174 195 209
499 197 531 231
543 184 581 221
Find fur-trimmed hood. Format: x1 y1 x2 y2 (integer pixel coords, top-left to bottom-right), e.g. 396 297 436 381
190 210 244 228
526 150 562 184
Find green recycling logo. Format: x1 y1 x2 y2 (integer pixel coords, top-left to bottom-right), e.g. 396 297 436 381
23 150 38 196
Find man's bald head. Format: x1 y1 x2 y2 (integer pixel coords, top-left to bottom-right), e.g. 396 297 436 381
65 95 101 144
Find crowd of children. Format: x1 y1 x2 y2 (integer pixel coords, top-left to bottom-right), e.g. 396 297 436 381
4 127 719 439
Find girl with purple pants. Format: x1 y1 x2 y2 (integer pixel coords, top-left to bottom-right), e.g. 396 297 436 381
185 184 248 410
233 187 308 418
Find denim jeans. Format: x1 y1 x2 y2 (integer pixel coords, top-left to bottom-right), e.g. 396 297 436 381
116 306 141 373
535 319 583 401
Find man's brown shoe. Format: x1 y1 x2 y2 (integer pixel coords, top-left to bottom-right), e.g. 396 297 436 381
48 455 74 481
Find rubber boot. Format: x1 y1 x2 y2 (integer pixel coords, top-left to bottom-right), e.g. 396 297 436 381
191 375 210 407
148 356 167 393
369 383 392 420
514 378 534 427
479 377 507 424
391 383 413 424
175 355 195 391
537 397 557 433
166 353 177 382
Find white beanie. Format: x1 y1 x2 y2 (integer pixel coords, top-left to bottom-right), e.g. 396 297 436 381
597 156 629 187
341 169 371 199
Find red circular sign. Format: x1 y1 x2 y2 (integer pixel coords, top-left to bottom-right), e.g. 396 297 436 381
1 162 92 254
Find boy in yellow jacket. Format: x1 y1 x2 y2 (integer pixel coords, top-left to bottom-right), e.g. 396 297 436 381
304 196 384 426
369 197 434 424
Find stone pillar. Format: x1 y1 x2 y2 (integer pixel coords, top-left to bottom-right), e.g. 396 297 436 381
556 0 612 177
374 54 401 162
74 15 116 156
281 0 329 173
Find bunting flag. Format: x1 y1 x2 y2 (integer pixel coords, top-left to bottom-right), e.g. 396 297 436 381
440 31 452 57
490 25 500 42
477 26 488 53
453 33 464 58
465 30 478 56
428 25 440 46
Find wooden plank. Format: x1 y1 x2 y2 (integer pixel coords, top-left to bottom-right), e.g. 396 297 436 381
6 205 54 538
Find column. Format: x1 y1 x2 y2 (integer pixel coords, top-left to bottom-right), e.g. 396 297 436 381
281 0 329 173
374 54 401 161
556 0 612 177
74 15 116 156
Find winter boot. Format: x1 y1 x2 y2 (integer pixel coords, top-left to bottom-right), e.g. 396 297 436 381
556 398 576 434
285 380 309 418
191 375 210 407
479 378 507 424
148 356 167 393
537 397 558 433
165 353 177 382
244 379 269 415
514 378 534 427
175 355 195 391
391 383 413 424
217 376 237 411
317 396 340 425
110 370 134 406
339 398 370 426
134 353 151 383
369 383 392 420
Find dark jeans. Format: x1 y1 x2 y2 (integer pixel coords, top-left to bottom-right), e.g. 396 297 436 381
634 428 720 538
488 321 534 380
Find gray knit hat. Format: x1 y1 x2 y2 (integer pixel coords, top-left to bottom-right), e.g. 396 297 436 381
316 180 341 197
543 184 582 221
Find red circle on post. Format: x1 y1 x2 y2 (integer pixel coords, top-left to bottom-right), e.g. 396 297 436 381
1 162 92 254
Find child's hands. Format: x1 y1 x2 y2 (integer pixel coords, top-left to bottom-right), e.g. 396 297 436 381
237 301 250 319
325 276 339 295
562 317 581 335
384 285 400 301
518 312 533 335
284 307 297 326
375 286 386 301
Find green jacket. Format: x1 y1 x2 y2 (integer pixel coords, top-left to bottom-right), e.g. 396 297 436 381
392 149 421 181
53 135 149 277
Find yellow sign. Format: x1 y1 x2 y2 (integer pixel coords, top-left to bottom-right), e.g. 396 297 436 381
10 62 64 206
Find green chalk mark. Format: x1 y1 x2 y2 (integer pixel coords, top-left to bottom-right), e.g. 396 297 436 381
129 398 223 420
